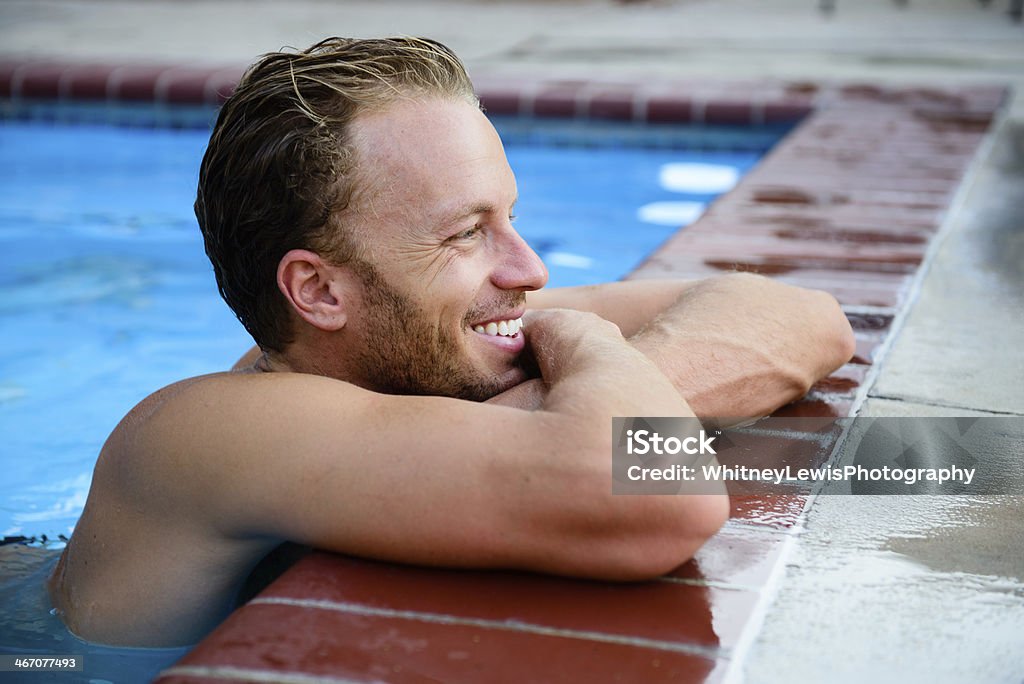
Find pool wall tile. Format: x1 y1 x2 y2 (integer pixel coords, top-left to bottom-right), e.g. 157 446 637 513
245 553 746 652
702 100 757 126
645 94 695 123
202 67 245 104
108 64 175 101
61 64 123 100
532 84 586 118
15 63 68 99
157 601 721 684
585 88 639 121
3 58 1006 684
762 100 814 124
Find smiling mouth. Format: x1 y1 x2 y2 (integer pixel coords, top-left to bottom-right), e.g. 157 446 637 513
471 317 524 338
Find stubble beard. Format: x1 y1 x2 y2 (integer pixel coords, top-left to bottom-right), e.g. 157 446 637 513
351 260 526 402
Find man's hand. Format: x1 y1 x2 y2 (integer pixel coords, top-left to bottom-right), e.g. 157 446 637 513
527 274 855 422
489 308 677 413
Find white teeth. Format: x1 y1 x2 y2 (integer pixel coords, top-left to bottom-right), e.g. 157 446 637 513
473 317 524 338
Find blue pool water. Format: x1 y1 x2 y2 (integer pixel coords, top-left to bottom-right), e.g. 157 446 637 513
0 110 780 540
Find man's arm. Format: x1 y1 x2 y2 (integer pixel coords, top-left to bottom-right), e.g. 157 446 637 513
122 309 727 582
232 274 855 417
528 274 856 421
528 279 698 338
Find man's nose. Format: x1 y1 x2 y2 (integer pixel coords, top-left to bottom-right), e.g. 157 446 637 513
492 224 549 292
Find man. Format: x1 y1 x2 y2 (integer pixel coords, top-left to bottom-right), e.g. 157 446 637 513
48 37 854 648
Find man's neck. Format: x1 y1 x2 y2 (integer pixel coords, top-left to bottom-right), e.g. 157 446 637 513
256 346 347 382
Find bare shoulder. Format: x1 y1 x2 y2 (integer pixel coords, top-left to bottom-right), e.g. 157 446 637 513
87 371 372 539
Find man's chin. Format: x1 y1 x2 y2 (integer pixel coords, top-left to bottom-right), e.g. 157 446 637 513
455 364 531 402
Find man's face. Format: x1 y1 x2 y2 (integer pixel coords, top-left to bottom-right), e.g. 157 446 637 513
340 97 548 401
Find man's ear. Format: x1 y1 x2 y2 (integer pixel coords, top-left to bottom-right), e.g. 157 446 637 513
276 249 351 332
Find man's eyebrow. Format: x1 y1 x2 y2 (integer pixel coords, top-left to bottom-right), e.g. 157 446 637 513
438 197 518 228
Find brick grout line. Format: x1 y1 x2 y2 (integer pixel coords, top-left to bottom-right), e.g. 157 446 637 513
153 66 184 104
658 575 765 593
159 665 363 683
55 66 76 100
249 596 724 660
105 65 133 101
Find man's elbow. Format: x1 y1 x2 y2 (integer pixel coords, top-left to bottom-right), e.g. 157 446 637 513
543 493 730 582
619 493 730 581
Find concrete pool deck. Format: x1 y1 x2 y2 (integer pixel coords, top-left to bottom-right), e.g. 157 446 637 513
1 1 1022 681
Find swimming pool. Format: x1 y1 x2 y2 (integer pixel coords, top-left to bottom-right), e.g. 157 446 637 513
0 107 785 541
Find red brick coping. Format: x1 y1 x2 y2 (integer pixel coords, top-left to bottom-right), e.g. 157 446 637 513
0 57 1006 683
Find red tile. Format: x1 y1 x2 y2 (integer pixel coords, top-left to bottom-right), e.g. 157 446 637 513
586 90 636 121
772 396 855 418
109 64 174 101
705 256 917 277
628 254 910 307
704 100 756 126
661 230 927 274
477 88 523 115
63 63 120 100
17 63 67 98
0 58 24 95
157 601 719 684
203 67 244 104
785 278 905 309
741 168 960 195
533 84 586 118
159 67 219 104
763 100 814 124
770 223 932 246
714 429 838 478
810 363 870 397
645 95 695 123
845 312 894 332
252 553 750 652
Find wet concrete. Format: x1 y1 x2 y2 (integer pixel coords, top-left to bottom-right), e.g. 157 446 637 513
744 492 1024 684
744 398 1024 681
870 120 1024 416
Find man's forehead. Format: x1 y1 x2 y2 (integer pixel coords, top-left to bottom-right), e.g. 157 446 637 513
348 98 515 223
351 97 490 165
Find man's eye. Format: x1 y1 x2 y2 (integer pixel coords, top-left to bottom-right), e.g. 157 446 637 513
509 214 518 223
451 226 481 241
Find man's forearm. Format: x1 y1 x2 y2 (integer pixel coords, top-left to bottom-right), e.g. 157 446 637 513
629 274 855 422
527 280 697 338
